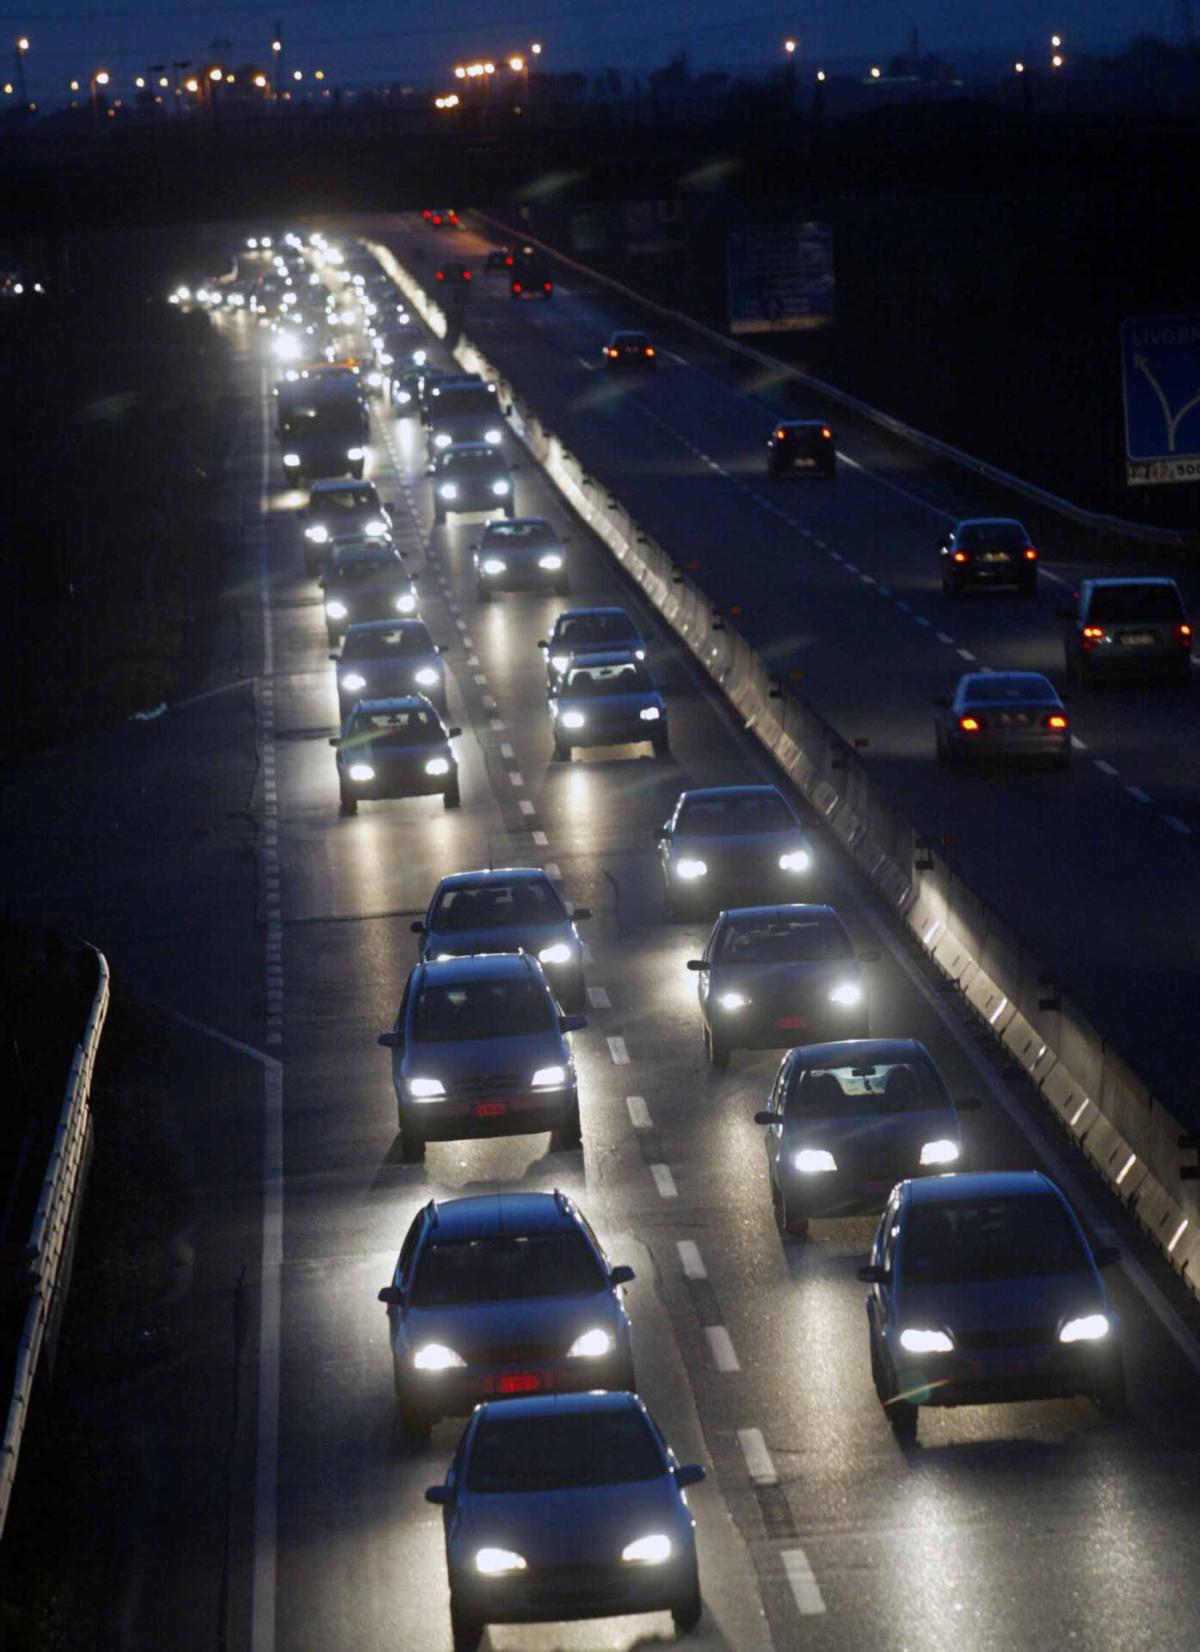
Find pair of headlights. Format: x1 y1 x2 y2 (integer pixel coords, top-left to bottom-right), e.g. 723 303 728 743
406 1064 564 1100
557 707 660 730
340 667 438 693
790 1140 957 1175
675 850 811 880
716 982 861 1012
414 1327 612 1374
347 757 449 783
474 1532 670 1576
898 1315 1109 1355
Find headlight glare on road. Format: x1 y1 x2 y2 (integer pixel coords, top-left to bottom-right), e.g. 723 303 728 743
325 599 349 620
407 1076 445 1099
560 710 586 730
622 1534 672 1565
341 672 367 692
538 553 563 570
675 858 707 880
414 667 438 687
531 1064 566 1088
828 981 863 1007
413 1343 466 1371
538 943 572 965
1060 1313 1110 1344
475 1547 526 1576
305 523 329 543
395 593 417 612
425 757 450 775
567 1327 614 1358
779 849 811 872
439 483 458 499
717 991 749 1011
900 1328 954 1354
348 763 375 782
920 1139 960 1167
639 706 661 721
491 479 511 496
482 558 507 575
793 1148 837 1173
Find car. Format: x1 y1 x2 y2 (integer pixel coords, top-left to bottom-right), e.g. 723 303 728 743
390 365 424 415
1060 576 1192 688
753 1039 977 1237
435 258 474 287
604 330 657 369
657 785 815 919
427 377 504 457
766 420 836 479
425 208 460 228
417 366 453 422
538 607 647 693
550 651 668 762
300 479 394 576
330 695 461 816
320 544 418 642
332 619 447 718
413 867 591 1010
857 1170 1125 1441
378 1191 636 1438
939 518 1039 596
473 518 570 598
688 904 874 1069
433 443 516 524
510 259 553 299
933 671 1071 769
484 248 513 274
425 1391 704 1650
378 952 586 1161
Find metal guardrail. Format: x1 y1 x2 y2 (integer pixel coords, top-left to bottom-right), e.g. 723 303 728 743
472 211 1190 552
0 946 109 1542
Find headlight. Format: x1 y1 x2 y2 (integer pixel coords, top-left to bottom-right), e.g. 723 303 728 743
919 1139 960 1167
407 1076 445 1099
433 432 453 449
348 762 375 782
484 428 502 445
347 447 366 461
305 523 329 543
779 850 811 872
538 553 564 570
413 1343 466 1371
412 348 427 365
273 334 301 361
363 517 388 537
828 982 863 1007
717 991 749 1011
1060 1313 1110 1344
567 1328 614 1358
531 1064 566 1088
560 710 586 730
397 390 412 404
380 353 393 366
395 592 417 613
635 648 646 660
340 672 367 692
538 943 572 965
481 557 507 575
476 1548 526 1576
622 1534 672 1565
491 479 510 496
639 706 661 721
413 667 438 687
366 371 383 388
325 599 349 620
283 452 300 467
899 1328 954 1354
425 757 451 775
439 483 458 499
793 1148 837 1173
675 858 707 880
550 654 570 673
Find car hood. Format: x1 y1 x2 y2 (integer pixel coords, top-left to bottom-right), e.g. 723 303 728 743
670 829 804 862
896 1269 1107 1335
401 1030 566 1081
455 1479 681 1567
425 923 574 960
402 1291 620 1358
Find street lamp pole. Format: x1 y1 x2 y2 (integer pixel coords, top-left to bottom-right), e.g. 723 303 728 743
272 26 283 101
90 68 110 129
14 36 29 108
172 60 191 116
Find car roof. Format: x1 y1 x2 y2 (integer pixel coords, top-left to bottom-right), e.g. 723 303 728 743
554 606 637 623
475 1390 644 1424
956 671 1058 695
786 1037 932 1066
1084 575 1181 591
677 784 785 805
435 867 552 891
419 952 539 983
953 517 1027 531
425 1191 580 1239
903 1169 1059 1204
327 547 403 568
719 902 837 924
354 694 433 715
776 419 829 431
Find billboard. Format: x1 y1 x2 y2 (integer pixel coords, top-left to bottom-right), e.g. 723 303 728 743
1120 314 1200 486
727 223 834 335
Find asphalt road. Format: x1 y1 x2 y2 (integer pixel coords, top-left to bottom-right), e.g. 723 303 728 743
370 213 1200 1129
4 230 1200 1652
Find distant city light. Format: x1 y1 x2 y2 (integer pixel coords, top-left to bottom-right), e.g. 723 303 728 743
94 69 110 85
869 65 881 79
509 55 525 71
158 75 169 87
293 69 303 81
1051 34 1062 48
272 39 281 53
531 42 542 54
254 73 267 88
784 39 796 55
315 69 325 80
454 65 466 78
1052 53 1064 68
17 36 30 52
209 67 223 81
185 77 199 92
1015 61 1025 74
69 78 79 91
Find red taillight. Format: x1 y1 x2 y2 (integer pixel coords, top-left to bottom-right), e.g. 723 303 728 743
1024 546 1038 561
435 271 444 280
423 209 431 219
820 426 831 439
1082 626 1104 646
1178 623 1193 643
645 346 656 356
505 255 513 265
513 282 523 293
1046 713 1068 730
544 282 552 291
463 270 472 279
952 550 968 563
775 428 787 441
959 715 981 733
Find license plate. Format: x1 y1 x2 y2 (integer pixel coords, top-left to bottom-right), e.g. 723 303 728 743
776 1015 806 1030
498 1371 544 1394
474 1101 508 1117
1118 631 1154 646
981 551 1010 563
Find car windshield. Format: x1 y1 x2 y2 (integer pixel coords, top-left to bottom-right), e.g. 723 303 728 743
715 915 850 964
677 793 793 836
342 626 431 660
616 334 649 348
412 977 553 1041
327 558 402 585
484 521 556 547
959 522 1027 550
348 707 440 743
564 661 651 696
434 388 498 417
411 1232 605 1307
963 674 1055 704
442 449 502 470
1089 584 1184 623
902 1193 1087 1283
432 880 566 931
556 614 638 649
785 1060 949 1116
466 1410 664 1493
314 488 373 516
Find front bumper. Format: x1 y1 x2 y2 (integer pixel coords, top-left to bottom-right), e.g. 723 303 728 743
478 561 565 589
398 1086 577 1143
713 1006 869 1050
892 1339 1122 1407
399 1348 632 1421
453 1554 694 1625
340 764 455 801
557 718 664 749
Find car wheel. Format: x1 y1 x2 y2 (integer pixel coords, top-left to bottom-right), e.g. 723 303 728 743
339 790 358 816
434 507 446 526
652 732 671 758
443 777 462 810
552 740 571 762
551 1099 582 1150
449 1600 483 1652
671 1575 703 1636
705 1023 730 1071
869 1323 888 1403
885 1362 918 1441
399 1122 426 1164
1094 1353 1128 1419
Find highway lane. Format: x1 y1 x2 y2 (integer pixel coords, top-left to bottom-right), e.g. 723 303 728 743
245 257 1200 1652
369 215 1200 1125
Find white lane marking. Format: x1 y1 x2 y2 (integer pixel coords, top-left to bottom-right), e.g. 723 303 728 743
842 561 858 574
650 1162 678 1199
509 770 526 787
473 672 488 685
1071 736 1087 750
490 718 506 731
677 1239 706 1279
1095 759 1119 776
782 1549 827 1616
895 599 911 613
518 799 536 815
627 1094 653 1129
587 986 612 1008
914 614 932 628
462 635 475 649
500 742 515 759
1164 815 1192 835
545 862 562 880
1127 786 1152 804
576 355 596 371
607 1035 630 1064
467 655 480 668
936 631 954 645
455 617 468 630
860 573 876 586
706 1326 741 1372
737 1427 778 1486
531 829 550 846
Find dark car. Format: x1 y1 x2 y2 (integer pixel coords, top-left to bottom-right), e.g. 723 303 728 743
510 260 553 299
484 248 513 274
474 518 570 598
390 365 424 415
433 443 516 524
858 1170 1125 1441
550 652 669 761
414 867 591 1011
603 330 656 370
426 1392 704 1649
539 607 647 693
427 378 504 457
766 420 836 480
688 905 874 1069
754 1039 977 1237
425 208 459 228
330 695 460 815
1060 576 1192 688
657 785 815 919
933 671 1071 769
378 1191 635 1438
320 545 418 641
278 374 368 481
435 258 474 288
300 479 393 576
939 518 1039 597
378 952 586 1162
332 618 447 717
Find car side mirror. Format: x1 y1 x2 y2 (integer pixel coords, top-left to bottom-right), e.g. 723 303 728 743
385 500 397 513
537 639 549 650
559 1013 588 1034
956 1096 983 1111
610 1264 635 1287
674 1464 706 1489
329 653 340 662
410 920 426 934
753 1110 777 1126
571 907 593 921
424 1485 450 1506
378 1285 404 1306
858 949 881 963
686 959 709 972
377 1030 403 1048
1093 1244 1121 1269
447 726 462 739
856 1264 891 1285
328 736 340 747
504 404 514 417
931 694 950 708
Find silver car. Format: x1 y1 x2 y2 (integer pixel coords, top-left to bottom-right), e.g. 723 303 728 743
933 671 1071 769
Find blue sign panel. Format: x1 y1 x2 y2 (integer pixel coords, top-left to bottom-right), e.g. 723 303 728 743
728 224 834 336
1120 314 1200 486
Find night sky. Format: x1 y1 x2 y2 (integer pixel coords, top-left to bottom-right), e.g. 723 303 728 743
6 1 1168 102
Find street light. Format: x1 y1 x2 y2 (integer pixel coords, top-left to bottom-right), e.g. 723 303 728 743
90 67 110 128
1015 60 1025 73
531 42 542 55
869 65 881 79
784 39 796 55
14 34 29 107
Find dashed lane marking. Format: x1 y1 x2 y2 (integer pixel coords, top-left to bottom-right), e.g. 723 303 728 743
676 1239 706 1279
1127 786 1153 804
1095 759 1119 777
1164 815 1192 835
706 1326 740 1372
627 1095 653 1129
607 1035 630 1064
782 1549 827 1617
587 986 611 1008
531 829 549 846
650 1163 678 1199
737 1427 778 1486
